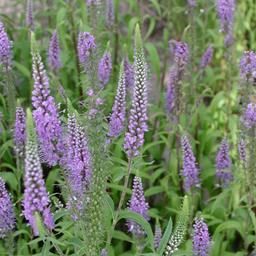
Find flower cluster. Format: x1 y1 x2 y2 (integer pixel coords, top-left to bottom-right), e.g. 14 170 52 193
108 62 126 138
172 41 189 71
187 0 196 8
193 218 211 256
98 51 112 87
154 225 162 249
106 0 114 28
0 177 15 238
31 51 64 166
48 30 61 70
0 21 12 70
181 135 200 192
242 103 256 129
127 176 149 236
166 67 177 113
200 46 213 69
124 56 134 88
238 139 246 164
239 51 256 83
26 0 34 29
14 107 26 157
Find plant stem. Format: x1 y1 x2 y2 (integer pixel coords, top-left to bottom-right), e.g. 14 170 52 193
106 157 132 247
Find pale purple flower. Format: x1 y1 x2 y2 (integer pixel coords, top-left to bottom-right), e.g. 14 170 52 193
242 103 256 129
31 51 64 166
100 249 108 256
95 98 104 106
200 46 213 69
108 62 126 138
238 139 246 164
172 41 189 71
26 0 34 29
127 176 149 237
124 56 134 88
98 51 112 87
166 68 177 113
0 177 15 238
187 0 196 7
193 218 211 256
77 32 96 67
181 135 200 192
86 88 94 97
239 51 256 82
23 131 54 236
216 139 233 187
0 21 12 70
86 0 97 5
48 30 61 70
154 225 162 249
106 0 114 28
124 26 148 158
14 107 26 157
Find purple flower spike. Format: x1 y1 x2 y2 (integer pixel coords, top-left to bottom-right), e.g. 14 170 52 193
124 25 148 158
0 21 12 70
200 46 213 69
239 51 256 82
108 62 126 138
0 177 15 238
154 225 162 249
238 139 246 164
100 249 108 256
216 139 233 187
77 32 96 68
31 51 64 166
181 135 200 192
23 111 54 236
106 0 114 28
172 41 189 71
86 0 97 5
26 0 34 29
193 218 211 256
166 68 177 113
242 103 256 129
127 176 149 237
124 56 134 88
187 0 196 7
98 51 112 87
48 30 62 71
14 107 26 157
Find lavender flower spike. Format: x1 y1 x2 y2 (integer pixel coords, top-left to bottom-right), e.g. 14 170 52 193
166 68 177 113
26 0 34 29
48 30 62 70
77 32 96 68
106 0 114 28
31 34 64 166
100 249 108 256
200 46 213 69
127 176 149 236
187 0 196 8
193 218 211 256
23 109 54 236
0 177 15 238
154 225 162 249
238 139 246 164
240 51 256 83
216 138 233 187
124 56 134 88
124 24 148 158
171 41 189 72
0 21 12 70
98 51 112 87
181 135 200 192
108 61 126 138
14 106 26 157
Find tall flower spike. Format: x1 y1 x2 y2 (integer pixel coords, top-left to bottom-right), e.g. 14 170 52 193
77 32 96 68
238 139 246 164
124 24 148 158
215 138 233 187
0 21 12 70
154 225 162 249
26 0 34 29
23 109 54 236
181 135 200 192
172 41 189 72
98 51 112 87
127 176 149 237
100 249 108 256
242 103 256 129
106 0 114 28
108 61 126 138
200 46 213 69
166 67 177 114
48 30 62 71
239 51 256 83
193 218 211 256
187 0 196 7
14 107 26 157
31 35 64 166
0 177 15 238
124 56 134 88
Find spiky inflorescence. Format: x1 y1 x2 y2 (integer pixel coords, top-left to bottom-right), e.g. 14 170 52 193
108 62 126 138
166 68 177 113
216 0 236 46
238 139 246 164
154 225 162 249
106 0 114 28
193 218 211 256
242 103 256 129
31 50 64 166
200 46 213 69
187 0 196 7
164 196 189 256
23 110 54 236
14 107 26 157
0 21 12 70
86 0 97 5
124 56 134 88
26 0 34 29
77 32 96 68
48 30 61 71
181 135 200 192
100 249 108 256
127 176 149 237
98 51 112 87
124 25 148 158
240 51 256 83
0 177 15 238
215 138 233 187
172 41 189 71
